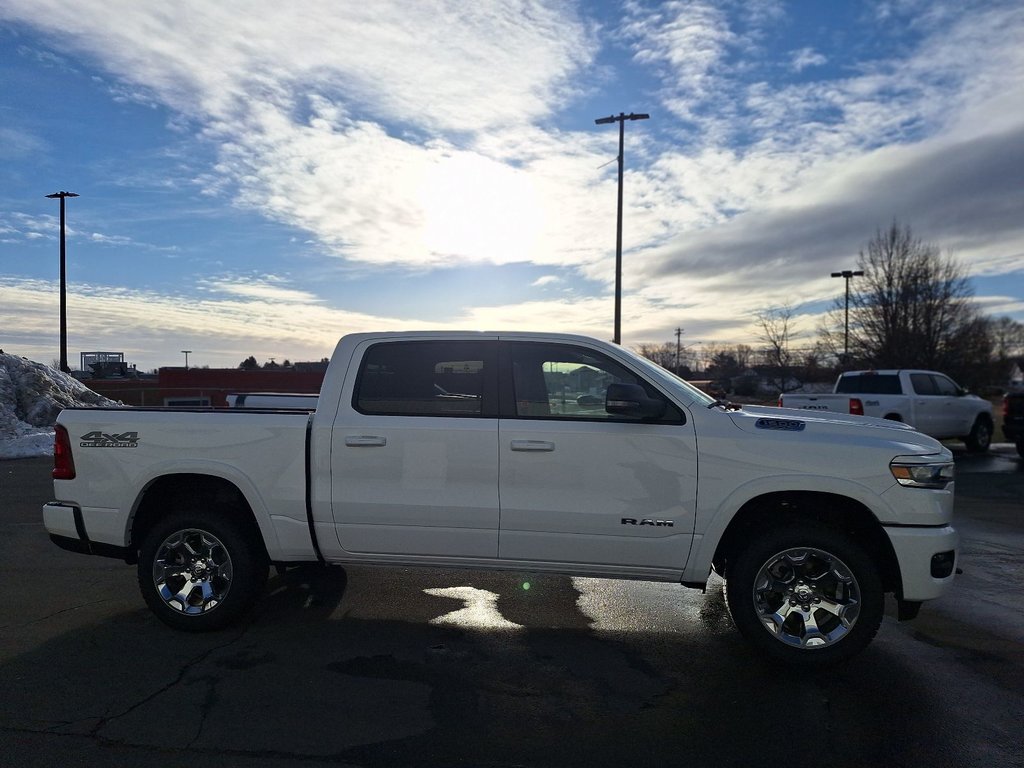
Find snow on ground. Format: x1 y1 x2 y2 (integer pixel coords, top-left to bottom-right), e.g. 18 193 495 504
0 353 120 459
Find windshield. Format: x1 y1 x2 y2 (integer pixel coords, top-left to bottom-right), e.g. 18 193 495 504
616 345 718 407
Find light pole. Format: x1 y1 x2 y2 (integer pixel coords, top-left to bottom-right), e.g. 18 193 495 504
594 112 650 345
45 191 79 373
181 350 192 370
675 326 683 375
831 269 864 360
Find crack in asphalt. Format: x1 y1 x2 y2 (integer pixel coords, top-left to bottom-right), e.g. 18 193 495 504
85 628 249 742
0 598 118 631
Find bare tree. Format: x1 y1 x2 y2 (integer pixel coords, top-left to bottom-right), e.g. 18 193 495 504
755 304 797 392
989 317 1024 362
635 341 688 375
844 222 985 383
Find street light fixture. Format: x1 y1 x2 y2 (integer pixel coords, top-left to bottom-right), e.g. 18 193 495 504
594 112 650 345
45 191 79 373
831 269 864 360
181 350 192 370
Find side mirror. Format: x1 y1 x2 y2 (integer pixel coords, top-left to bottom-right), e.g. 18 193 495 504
606 383 666 420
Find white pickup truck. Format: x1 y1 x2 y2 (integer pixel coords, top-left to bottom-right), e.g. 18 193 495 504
779 370 994 452
44 332 959 665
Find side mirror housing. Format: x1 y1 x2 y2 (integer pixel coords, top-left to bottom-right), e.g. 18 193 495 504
606 383 666 420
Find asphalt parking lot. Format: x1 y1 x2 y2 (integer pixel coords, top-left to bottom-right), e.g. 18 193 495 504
1 448 1022 768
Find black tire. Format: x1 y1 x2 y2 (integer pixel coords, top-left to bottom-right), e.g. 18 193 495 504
1016 437 1024 459
137 509 268 631
964 417 992 453
725 522 884 666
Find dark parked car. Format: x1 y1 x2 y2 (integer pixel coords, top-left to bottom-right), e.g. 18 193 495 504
1003 391 1024 457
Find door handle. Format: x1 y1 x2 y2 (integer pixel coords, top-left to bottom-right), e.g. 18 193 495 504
345 435 387 447
511 440 555 452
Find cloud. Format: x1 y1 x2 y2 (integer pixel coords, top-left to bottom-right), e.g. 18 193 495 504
790 47 826 72
531 275 562 287
0 127 47 158
199 276 324 305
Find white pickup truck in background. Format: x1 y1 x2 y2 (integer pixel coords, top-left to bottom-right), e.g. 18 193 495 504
44 332 960 666
779 369 994 452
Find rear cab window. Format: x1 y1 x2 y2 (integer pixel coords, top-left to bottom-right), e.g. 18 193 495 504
836 374 903 395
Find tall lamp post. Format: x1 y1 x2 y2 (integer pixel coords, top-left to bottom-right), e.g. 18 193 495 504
594 112 649 345
46 191 79 373
831 269 864 360
181 350 192 370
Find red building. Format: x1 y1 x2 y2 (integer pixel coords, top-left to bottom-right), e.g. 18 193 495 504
85 365 326 407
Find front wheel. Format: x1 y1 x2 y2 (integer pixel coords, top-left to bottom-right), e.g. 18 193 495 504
726 524 883 666
138 510 268 631
964 417 992 453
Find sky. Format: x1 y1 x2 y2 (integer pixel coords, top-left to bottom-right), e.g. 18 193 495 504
1 0 1022 371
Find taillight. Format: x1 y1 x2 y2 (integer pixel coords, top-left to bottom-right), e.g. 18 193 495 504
1003 397 1010 418
53 424 76 480
849 398 864 416
778 396 784 407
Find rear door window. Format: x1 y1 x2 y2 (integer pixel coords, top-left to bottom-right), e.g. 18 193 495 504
354 341 498 417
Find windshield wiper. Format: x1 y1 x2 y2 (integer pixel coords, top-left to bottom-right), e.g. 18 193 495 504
708 399 743 411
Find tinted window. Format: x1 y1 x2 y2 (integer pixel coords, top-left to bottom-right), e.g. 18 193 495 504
933 375 959 396
505 342 681 423
910 374 937 395
355 341 496 417
836 374 903 394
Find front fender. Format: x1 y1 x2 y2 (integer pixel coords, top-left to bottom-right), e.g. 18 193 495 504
684 473 896 583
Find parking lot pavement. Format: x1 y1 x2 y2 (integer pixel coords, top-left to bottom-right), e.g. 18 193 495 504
1 455 1022 768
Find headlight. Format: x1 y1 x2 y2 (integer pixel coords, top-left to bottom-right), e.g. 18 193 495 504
889 459 954 489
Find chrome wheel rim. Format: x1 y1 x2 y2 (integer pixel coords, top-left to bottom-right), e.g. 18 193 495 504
752 547 861 649
152 528 233 615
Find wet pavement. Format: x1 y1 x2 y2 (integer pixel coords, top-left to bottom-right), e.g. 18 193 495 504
1 454 1021 767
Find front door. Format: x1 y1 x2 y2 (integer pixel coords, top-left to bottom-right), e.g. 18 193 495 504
497 341 697 573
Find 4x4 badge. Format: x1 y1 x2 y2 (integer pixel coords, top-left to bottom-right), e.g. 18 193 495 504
79 430 140 448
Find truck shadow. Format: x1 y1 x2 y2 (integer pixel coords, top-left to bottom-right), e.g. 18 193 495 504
0 565 977 768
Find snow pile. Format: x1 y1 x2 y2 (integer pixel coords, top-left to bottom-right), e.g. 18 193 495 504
0 353 121 459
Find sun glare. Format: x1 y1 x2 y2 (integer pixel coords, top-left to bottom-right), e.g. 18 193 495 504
420 153 546 264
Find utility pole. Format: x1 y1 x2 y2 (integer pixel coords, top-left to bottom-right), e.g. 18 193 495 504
594 112 650 345
831 269 864 360
45 191 79 373
675 327 683 375
181 350 192 370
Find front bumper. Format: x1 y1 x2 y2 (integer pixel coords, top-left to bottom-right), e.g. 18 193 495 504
884 524 959 602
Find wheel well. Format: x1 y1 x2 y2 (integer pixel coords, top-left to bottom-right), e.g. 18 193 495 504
883 413 902 422
711 491 901 593
129 474 266 557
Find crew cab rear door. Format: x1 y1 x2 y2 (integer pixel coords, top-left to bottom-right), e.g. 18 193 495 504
496 340 696 572
329 338 500 558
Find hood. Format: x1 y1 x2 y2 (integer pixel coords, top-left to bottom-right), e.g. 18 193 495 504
727 404 945 454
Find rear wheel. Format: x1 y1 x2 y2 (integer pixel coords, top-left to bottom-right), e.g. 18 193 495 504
138 509 268 631
964 417 992 453
726 523 883 666
1016 437 1024 459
